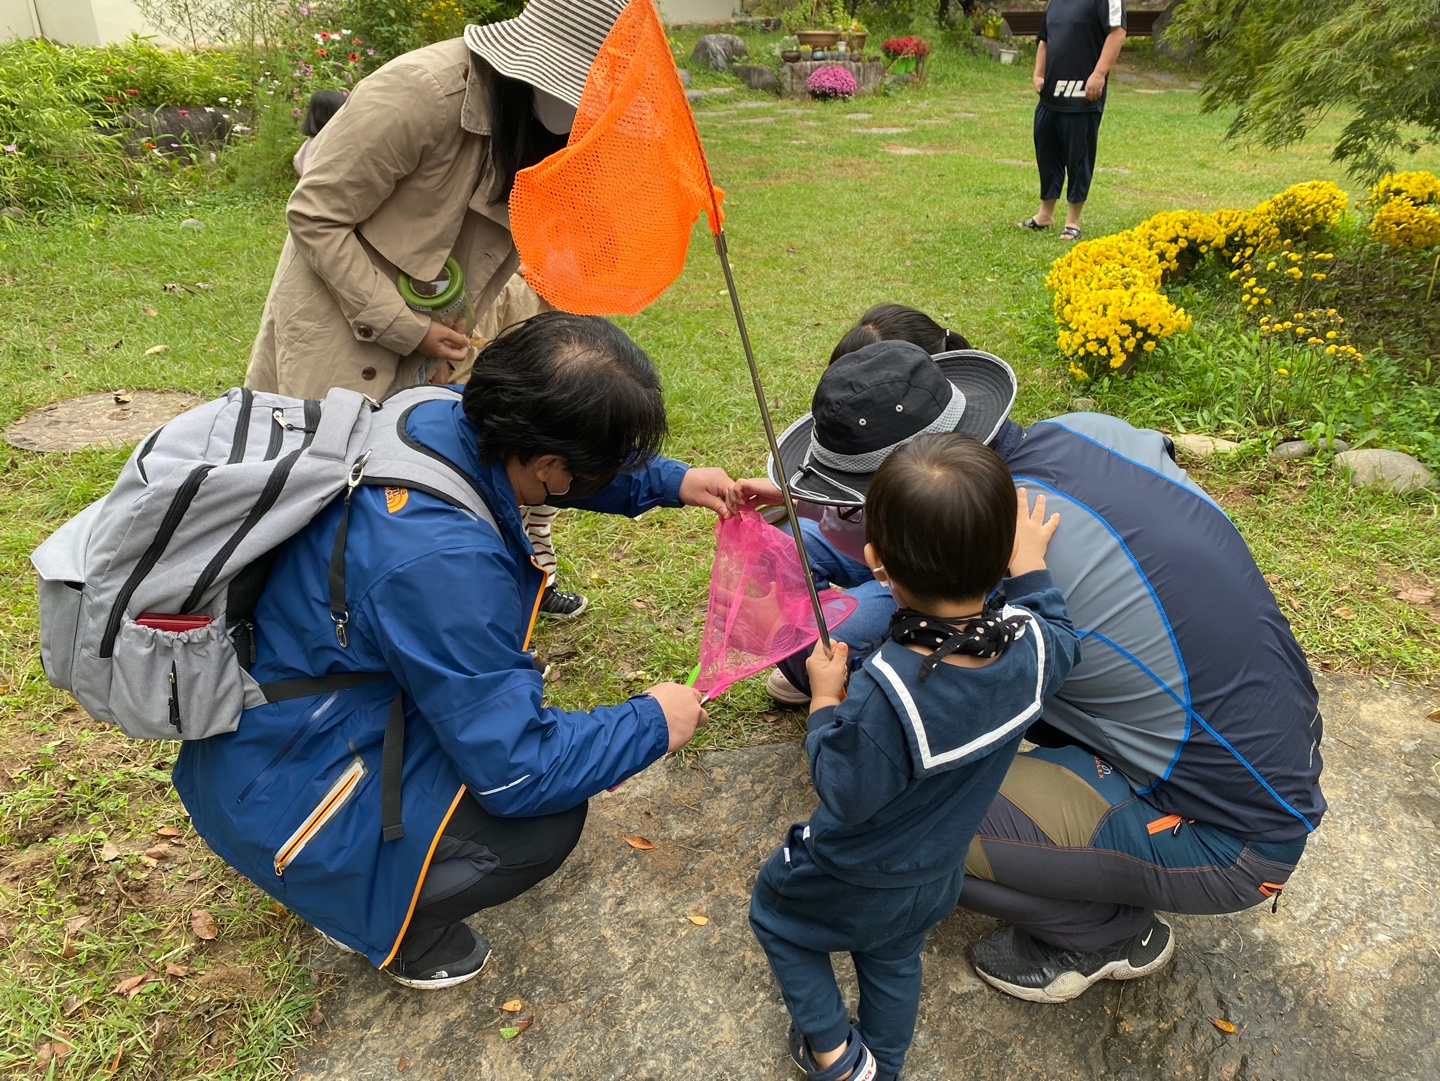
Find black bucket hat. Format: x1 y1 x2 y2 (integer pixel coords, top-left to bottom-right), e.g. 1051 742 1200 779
767 341 1018 507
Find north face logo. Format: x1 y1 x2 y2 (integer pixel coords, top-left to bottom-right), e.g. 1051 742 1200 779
1052 80 1090 98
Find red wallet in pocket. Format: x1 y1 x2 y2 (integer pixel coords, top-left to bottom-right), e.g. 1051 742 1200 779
135 613 214 632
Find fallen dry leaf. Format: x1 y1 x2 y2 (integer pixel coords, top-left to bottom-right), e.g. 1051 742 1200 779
164 962 189 978
196 282 214 290
1428 708 1440 722
183 869 204 884
1398 587 1435 605
112 973 149 998
100 841 121 862
113 391 133 404
685 915 710 926
61 937 77 959
151 1016 171 1051
144 844 171 861
139 856 159 868
52 1041 72 1060
142 305 158 317
64 915 90 935
397 1056 408 1072
144 344 169 356
1212 1018 1237 1034
624 835 655 851
190 909 218 941
1332 607 1356 620
632 599 648 609
61 994 84 1017
157 826 181 837
500 999 524 1013
305 1006 325 1027
269 901 287 916
163 282 183 293
499 1015 535 1039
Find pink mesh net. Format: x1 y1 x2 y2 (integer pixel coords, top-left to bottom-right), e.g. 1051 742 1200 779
694 510 857 700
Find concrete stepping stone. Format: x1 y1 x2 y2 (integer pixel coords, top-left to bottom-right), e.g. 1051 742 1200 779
854 126 910 134
1336 448 1434 493
4 390 203 452
844 112 873 119
1173 433 1241 457
292 675 1440 1081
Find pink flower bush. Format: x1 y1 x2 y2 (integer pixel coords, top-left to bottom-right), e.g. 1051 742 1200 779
806 65 857 100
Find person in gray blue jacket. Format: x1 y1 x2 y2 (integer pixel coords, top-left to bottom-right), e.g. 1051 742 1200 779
750 432 1080 1081
732 327 1325 1005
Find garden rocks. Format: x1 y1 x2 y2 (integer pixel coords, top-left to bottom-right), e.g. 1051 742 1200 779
677 67 692 87
1271 437 1349 460
1172 433 1241 457
1 207 24 220
181 218 204 229
101 106 244 157
1335 449 1434 493
734 65 779 93
1153 0 1198 62
685 89 708 103
780 60 885 98
691 34 748 71
1070 397 1098 412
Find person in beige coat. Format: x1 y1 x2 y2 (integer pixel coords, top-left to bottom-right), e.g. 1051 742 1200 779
246 0 628 618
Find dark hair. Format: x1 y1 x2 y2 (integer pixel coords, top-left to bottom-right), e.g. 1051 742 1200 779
487 71 569 205
830 304 971 364
300 90 346 137
865 433 1016 604
462 312 669 494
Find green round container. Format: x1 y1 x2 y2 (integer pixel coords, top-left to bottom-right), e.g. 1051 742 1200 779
397 257 468 321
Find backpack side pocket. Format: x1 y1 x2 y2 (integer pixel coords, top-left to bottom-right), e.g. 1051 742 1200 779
108 619 244 739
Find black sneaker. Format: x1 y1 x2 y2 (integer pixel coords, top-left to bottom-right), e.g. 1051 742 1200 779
971 915 1174 1004
538 586 588 620
383 923 491 990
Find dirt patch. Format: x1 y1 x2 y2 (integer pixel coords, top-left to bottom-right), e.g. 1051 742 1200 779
194 965 265 1000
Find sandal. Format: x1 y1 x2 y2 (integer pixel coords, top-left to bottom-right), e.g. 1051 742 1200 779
788 1023 879 1081
1018 217 1052 231
1060 225 1082 241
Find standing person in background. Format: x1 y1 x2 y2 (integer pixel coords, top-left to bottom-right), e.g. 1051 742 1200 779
247 0 622 618
1017 0 1126 241
292 89 346 176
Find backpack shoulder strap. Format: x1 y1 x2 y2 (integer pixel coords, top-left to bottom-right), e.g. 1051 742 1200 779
358 386 498 531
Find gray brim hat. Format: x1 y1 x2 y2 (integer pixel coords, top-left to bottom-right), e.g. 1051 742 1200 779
767 345 1019 507
464 0 628 109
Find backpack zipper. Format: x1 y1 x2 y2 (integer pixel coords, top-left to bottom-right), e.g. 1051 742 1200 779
100 463 215 658
181 449 303 614
263 410 286 461
168 661 181 734
228 388 254 464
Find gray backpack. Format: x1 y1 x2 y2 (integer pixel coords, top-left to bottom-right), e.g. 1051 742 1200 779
31 384 497 751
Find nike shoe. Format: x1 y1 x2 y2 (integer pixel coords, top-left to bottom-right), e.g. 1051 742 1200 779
538 586 588 620
383 923 491 990
971 915 1174 1004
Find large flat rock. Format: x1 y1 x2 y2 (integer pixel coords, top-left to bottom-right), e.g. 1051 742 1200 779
295 675 1440 1080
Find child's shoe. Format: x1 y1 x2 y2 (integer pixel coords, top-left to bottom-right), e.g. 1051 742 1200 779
787 1022 878 1081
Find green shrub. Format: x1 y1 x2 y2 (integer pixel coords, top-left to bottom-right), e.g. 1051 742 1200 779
0 38 246 212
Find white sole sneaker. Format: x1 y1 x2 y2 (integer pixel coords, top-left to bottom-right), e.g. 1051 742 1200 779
383 946 491 991
765 668 810 706
974 916 1175 1004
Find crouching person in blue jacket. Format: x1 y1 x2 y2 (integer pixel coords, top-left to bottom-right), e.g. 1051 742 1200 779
174 313 728 989
749 434 1080 1081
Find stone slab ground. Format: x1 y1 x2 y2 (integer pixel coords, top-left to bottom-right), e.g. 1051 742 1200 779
295 675 1440 1080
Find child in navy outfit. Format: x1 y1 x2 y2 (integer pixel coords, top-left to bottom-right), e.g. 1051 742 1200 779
749 432 1081 1081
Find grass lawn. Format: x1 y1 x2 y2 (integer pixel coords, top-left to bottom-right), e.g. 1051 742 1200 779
1 35 1437 1079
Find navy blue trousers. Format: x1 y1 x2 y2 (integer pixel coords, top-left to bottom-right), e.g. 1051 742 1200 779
1034 103 1104 205
750 824 964 1081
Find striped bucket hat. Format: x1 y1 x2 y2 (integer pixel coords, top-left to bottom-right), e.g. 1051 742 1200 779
464 0 630 108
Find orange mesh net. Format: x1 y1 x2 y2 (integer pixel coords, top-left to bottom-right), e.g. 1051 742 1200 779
508 0 724 316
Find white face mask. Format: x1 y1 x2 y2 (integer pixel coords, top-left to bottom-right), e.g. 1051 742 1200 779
532 89 577 135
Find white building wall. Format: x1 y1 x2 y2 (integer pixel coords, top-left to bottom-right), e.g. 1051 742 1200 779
5 0 739 45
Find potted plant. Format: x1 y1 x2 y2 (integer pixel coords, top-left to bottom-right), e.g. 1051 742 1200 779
979 7 1004 38
998 42 1020 64
777 34 802 63
784 0 845 50
881 35 930 79
845 18 868 57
